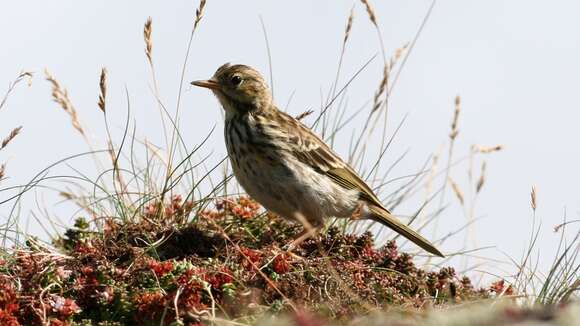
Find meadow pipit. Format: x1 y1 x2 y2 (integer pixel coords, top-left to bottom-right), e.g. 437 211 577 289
192 63 443 257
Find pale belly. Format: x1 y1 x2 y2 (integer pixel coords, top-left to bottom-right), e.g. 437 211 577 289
229 150 360 225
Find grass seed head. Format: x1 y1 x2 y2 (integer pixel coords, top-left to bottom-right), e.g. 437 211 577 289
449 177 465 206
98 67 107 113
295 109 314 121
476 161 487 193
477 144 504 154
450 95 461 140
372 65 389 112
1 126 22 150
144 17 153 63
360 0 378 27
45 69 85 136
194 0 207 30
531 185 537 211
344 8 354 44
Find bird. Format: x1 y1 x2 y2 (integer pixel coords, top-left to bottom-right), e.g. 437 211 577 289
191 63 444 257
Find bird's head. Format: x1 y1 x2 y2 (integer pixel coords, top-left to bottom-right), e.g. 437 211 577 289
191 63 272 116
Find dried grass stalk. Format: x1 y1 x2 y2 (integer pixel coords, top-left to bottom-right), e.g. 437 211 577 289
144 17 153 64
144 140 168 167
476 144 504 154
194 0 207 30
360 0 378 27
0 163 5 181
1 126 22 150
295 109 314 121
476 161 486 193
449 177 465 206
531 185 537 211
372 65 389 112
98 67 107 113
425 151 440 199
344 8 354 44
394 44 409 61
59 191 74 201
450 95 460 140
0 71 33 112
45 70 85 136
59 191 97 218
108 141 128 194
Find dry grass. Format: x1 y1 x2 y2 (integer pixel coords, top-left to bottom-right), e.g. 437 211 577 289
360 0 378 28
450 95 461 140
45 69 85 137
329 7 355 102
295 109 314 121
144 17 153 65
371 66 388 113
435 95 462 233
476 144 504 154
531 185 537 211
475 161 486 194
1 126 22 151
0 71 32 112
98 67 107 113
449 177 465 206
0 72 32 189
194 0 207 30
344 7 354 44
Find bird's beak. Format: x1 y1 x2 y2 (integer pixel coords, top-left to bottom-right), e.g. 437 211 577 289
191 79 221 90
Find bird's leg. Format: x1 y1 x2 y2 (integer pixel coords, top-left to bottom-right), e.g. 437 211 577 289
351 202 365 220
283 212 321 252
285 227 320 252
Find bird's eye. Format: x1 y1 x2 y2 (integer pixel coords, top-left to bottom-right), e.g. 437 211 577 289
230 75 242 86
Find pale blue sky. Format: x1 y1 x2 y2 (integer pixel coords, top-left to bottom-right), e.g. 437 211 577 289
1 0 579 278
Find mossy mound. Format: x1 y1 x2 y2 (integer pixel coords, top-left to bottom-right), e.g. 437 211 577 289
1 196 494 325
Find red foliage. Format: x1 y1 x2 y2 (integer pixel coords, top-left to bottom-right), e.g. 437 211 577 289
79 266 99 287
207 196 261 220
0 310 20 326
273 254 291 274
49 295 80 319
175 268 206 312
148 259 174 278
48 320 69 326
205 266 234 290
240 247 263 270
134 291 167 323
490 280 514 296
0 278 20 326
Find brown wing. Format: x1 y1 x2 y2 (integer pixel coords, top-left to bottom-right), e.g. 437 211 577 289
275 111 385 209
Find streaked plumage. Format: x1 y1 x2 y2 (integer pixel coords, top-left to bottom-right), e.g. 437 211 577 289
191 63 444 257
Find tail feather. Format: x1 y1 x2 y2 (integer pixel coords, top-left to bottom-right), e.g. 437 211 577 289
368 205 444 257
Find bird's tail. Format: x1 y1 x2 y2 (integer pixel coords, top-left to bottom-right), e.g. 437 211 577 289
367 205 444 257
